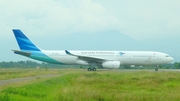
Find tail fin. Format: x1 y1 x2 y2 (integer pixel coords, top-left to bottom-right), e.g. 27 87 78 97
12 29 41 51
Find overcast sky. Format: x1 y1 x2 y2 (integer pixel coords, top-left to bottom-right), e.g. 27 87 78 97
1 0 180 61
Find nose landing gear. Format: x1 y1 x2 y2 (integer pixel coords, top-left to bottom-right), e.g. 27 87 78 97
155 65 158 71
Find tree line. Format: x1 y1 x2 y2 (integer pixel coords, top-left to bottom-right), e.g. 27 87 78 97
0 60 67 68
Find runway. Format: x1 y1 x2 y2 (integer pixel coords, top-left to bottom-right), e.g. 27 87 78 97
0 74 59 86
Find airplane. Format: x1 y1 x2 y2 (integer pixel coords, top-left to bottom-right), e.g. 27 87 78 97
12 29 174 71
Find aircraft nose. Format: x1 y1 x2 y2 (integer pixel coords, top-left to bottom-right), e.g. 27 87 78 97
170 57 174 62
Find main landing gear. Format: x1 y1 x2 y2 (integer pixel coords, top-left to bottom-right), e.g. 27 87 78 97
87 67 96 71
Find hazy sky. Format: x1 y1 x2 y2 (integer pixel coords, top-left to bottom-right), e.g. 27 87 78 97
1 0 180 61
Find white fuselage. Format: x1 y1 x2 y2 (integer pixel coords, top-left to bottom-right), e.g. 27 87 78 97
41 50 173 66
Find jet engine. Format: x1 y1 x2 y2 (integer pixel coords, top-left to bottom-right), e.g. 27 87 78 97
102 61 120 69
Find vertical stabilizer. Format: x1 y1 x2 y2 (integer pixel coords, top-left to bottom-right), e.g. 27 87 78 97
12 29 41 51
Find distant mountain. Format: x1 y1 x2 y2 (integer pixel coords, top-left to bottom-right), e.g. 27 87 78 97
43 30 142 50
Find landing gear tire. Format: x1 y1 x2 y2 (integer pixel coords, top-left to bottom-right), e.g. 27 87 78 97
155 65 158 71
92 67 96 71
87 68 91 71
87 67 96 71
155 68 158 71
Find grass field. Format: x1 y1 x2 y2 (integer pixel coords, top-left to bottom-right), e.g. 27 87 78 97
0 69 180 101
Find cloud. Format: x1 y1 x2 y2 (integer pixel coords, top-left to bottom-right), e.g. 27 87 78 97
0 0 121 37
94 0 180 40
0 0 180 39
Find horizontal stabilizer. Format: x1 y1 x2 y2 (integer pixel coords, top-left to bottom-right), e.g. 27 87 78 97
12 50 31 57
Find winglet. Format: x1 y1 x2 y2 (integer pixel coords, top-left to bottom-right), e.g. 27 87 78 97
65 50 73 55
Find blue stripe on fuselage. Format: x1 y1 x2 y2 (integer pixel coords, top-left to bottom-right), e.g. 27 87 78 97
29 51 64 64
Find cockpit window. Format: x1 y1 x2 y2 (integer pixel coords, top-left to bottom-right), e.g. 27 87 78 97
165 55 169 57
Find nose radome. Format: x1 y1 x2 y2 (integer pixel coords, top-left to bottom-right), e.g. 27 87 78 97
169 57 174 62
171 57 174 61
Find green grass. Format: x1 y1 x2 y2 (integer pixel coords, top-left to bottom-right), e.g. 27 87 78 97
1 70 180 101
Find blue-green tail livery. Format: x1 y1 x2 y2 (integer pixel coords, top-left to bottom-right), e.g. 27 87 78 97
13 29 40 51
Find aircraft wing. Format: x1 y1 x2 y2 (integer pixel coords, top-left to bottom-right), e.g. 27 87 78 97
65 50 109 63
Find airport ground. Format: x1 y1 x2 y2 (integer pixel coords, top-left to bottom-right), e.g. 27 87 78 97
0 68 180 101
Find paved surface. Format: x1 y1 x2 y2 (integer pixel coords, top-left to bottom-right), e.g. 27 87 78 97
0 74 58 86
98 69 180 72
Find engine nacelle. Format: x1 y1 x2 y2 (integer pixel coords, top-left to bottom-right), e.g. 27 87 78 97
102 61 120 69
